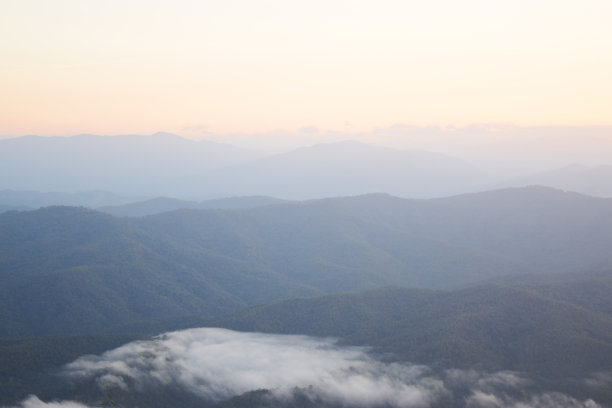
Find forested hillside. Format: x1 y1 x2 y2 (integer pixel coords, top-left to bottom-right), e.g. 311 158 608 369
98 195 287 217
221 281 612 378
5 274 612 407
2 187 612 338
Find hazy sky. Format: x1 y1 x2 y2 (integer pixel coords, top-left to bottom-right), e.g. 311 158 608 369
1 0 611 138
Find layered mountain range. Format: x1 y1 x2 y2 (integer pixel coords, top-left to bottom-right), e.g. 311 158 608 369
3 187 612 339
3 133 612 407
3 133 612 202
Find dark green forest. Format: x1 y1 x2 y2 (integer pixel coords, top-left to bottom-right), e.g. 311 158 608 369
2 187 612 406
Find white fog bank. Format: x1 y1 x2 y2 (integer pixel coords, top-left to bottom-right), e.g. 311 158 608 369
7 328 602 408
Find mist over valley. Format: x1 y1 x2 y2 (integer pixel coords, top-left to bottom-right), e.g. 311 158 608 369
3 0 612 404
2 155 612 406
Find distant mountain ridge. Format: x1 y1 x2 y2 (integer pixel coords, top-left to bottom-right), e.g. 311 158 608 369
4 133 612 200
0 204 31 213
0 189 140 208
499 164 612 197
0 134 488 199
98 196 288 217
2 187 612 339
0 133 263 196
200 140 489 199
3 187 612 406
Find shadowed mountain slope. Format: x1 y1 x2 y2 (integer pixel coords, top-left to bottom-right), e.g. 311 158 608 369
2 187 612 338
98 196 288 217
220 279 612 378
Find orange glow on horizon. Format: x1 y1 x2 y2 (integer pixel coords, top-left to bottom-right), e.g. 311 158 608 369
1 0 611 137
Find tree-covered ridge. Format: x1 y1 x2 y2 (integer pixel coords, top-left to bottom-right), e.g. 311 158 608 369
220 281 612 378
97 195 288 217
4 275 612 407
2 187 612 338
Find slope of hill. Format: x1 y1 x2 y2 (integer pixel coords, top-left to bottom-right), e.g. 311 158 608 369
0 189 140 208
0 207 317 337
0 135 492 199
0 133 262 196
2 187 612 339
98 196 288 217
5 276 612 407
498 164 612 197
220 280 612 378
0 204 31 213
140 186 612 286
202 140 488 199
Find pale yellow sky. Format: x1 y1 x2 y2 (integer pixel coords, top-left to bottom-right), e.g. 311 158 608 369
1 0 611 138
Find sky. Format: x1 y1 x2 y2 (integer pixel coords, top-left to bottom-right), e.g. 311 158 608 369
1 0 611 140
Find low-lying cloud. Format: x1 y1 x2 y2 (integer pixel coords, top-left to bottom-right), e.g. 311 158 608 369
63 328 443 406
7 328 603 408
